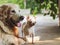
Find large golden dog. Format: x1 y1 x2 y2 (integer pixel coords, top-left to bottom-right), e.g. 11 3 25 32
0 3 25 45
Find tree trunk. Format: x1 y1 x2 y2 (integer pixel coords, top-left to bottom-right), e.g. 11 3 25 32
24 0 26 9
58 0 60 27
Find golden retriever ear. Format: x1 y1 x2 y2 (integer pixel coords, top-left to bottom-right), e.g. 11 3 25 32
1 5 11 15
0 5 11 19
0 5 8 14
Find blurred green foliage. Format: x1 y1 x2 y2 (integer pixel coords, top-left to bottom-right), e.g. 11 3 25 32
0 0 58 19
0 0 24 8
26 0 58 19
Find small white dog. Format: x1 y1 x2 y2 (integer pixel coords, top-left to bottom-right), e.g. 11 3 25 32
18 15 36 43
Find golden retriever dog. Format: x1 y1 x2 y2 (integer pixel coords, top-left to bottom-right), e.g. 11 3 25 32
0 3 25 45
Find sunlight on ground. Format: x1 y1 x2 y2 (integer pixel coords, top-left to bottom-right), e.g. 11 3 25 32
39 40 55 43
54 37 60 40
28 40 60 44
26 36 40 43
26 37 60 44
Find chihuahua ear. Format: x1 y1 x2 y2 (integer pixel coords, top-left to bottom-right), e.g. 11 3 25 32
27 15 29 19
26 15 30 20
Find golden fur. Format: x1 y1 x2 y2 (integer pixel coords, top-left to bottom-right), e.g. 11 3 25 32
0 4 25 45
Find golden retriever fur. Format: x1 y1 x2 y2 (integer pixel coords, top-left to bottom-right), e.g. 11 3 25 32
0 3 25 45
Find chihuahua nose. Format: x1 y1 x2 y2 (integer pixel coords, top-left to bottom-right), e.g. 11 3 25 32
19 16 24 21
33 22 36 25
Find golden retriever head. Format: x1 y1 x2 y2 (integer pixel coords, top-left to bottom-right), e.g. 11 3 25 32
0 4 24 28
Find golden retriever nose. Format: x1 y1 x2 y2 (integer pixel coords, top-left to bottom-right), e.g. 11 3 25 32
19 16 24 21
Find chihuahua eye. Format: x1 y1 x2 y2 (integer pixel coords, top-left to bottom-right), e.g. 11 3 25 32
11 10 15 13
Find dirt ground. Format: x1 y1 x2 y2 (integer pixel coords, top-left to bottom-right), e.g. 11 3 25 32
23 15 60 45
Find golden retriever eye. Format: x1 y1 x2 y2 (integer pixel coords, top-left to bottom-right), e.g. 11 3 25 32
11 10 15 13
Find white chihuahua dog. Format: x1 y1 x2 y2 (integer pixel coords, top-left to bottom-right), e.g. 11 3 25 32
18 15 36 43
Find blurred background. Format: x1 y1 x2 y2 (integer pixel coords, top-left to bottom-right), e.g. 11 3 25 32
0 0 58 19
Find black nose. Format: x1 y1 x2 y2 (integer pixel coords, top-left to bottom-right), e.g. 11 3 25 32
19 16 24 21
9 43 15 45
33 22 36 25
